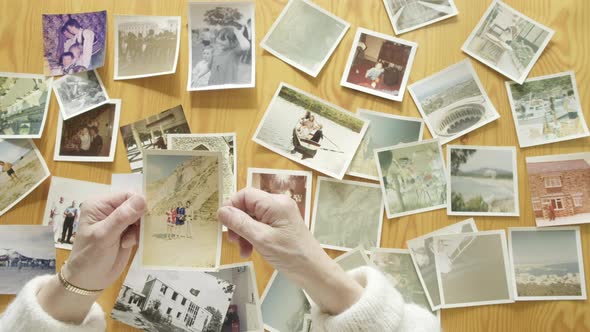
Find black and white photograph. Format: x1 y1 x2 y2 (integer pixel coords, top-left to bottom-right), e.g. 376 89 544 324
0 225 55 294
188 1 255 91
0 72 52 139
334 246 372 272
261 270 311 332
114 15 181 80
53 70 109 120
260 0 350 77
383 0 459 35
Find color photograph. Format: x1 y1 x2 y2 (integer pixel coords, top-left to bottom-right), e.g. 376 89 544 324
383 0 459 35
261 271 311 332
53 70 109 120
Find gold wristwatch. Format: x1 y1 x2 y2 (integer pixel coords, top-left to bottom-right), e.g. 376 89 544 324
58 264 103 296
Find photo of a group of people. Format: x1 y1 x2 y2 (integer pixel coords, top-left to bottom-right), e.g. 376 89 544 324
53 70 109 119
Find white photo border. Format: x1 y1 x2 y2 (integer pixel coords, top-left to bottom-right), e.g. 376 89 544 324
382 0 459 35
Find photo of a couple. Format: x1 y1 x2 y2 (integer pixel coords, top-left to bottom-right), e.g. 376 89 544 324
163 201 194 241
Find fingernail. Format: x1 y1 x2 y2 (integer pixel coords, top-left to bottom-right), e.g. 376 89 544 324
128 195 146 210
217 206 233 220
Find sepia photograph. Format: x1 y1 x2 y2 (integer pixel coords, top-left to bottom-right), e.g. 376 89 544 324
340 28 417 102
461 0 554 84
506 71 589 147
448 145 519 217
188 1 255 91
114 15 181 80
408 59 500 144
383 0 459 35
54 100 121 162
525 152 590 227
348 109 423 181
0 139 50 217
260 0 349 77
375 139 447 219
253 83 369 180
120 105 191 172
434 230 514 308
0 72 52 139
261 270 311 332
0 225 55 294
335 246 372 272
509 227 587 301
140 150 223 271
311 177 384 251
42 10 107 76
53 70 109 120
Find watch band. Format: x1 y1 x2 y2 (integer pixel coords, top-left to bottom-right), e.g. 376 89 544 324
58 266 103 296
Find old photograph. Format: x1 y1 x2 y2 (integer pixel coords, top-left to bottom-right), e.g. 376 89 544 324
509 227 587 301
42 10 107 76
141 150 223 271
111 254 233 332
311 177 384 251
375 139 447 219
120 105 191 172
261 270 311 332
407 218 477 310
408 59 500 144
461 0 554 84
0 225 55 294
506 71 589 147
0 139 50 217
253 83 369 179
114 15 181 80
525 152 590 227
434 230 514 308
383 0 459 35
335 246 372 272
448 145 519 217
348 109 423 181
53 70 109 120
54 100 121 162
0 72 52 139
261 0 349 77
247 168 313 227
188 1 255 90
340 28 417 102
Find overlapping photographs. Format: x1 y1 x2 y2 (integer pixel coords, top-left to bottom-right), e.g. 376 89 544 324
114 15 181 80
447 145 519 217
53 70 109 120
334 246 372 272
461 0 554 84
340 28 417 102
408 59 499 144
311 177 384 251
0 72 52 139
260 0 349 77
508 227 587 301
506 71 589 147
383 0 459 35
140 150 223 271
187 1 255 91
375 139 447 219
261 270 311 332
253 83 369 179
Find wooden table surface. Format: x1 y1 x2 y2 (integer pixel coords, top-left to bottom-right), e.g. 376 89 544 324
1 0 589 331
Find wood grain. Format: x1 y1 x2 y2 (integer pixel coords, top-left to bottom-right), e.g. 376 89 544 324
1 0 589 331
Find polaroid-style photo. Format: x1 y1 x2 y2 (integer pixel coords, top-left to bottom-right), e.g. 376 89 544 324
111 254 234 332
53 70 109 120
247 168 313 227
461 0 554 84
261 270 311 332
114 15 181 80
434 230 514 308
407 218 478 311
41 176 110 250
260 0 350 77
408 59 500 144
206 262 264 331
348 109 423 181
140 150 223 271
508 227 587 301
187 1 255 91
383 0 459 35
111 173 143 194
525 152 590 227
447 145 519 217
120 105 191 172
0 225 55 294
311 177 384 251
253 83 369 179
375 138 447 219
340 28 417 102
0 139 50 217
335 246 372 272
42 10 107 76
54 100 121 162
0 72 52 139
506 71 589 147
